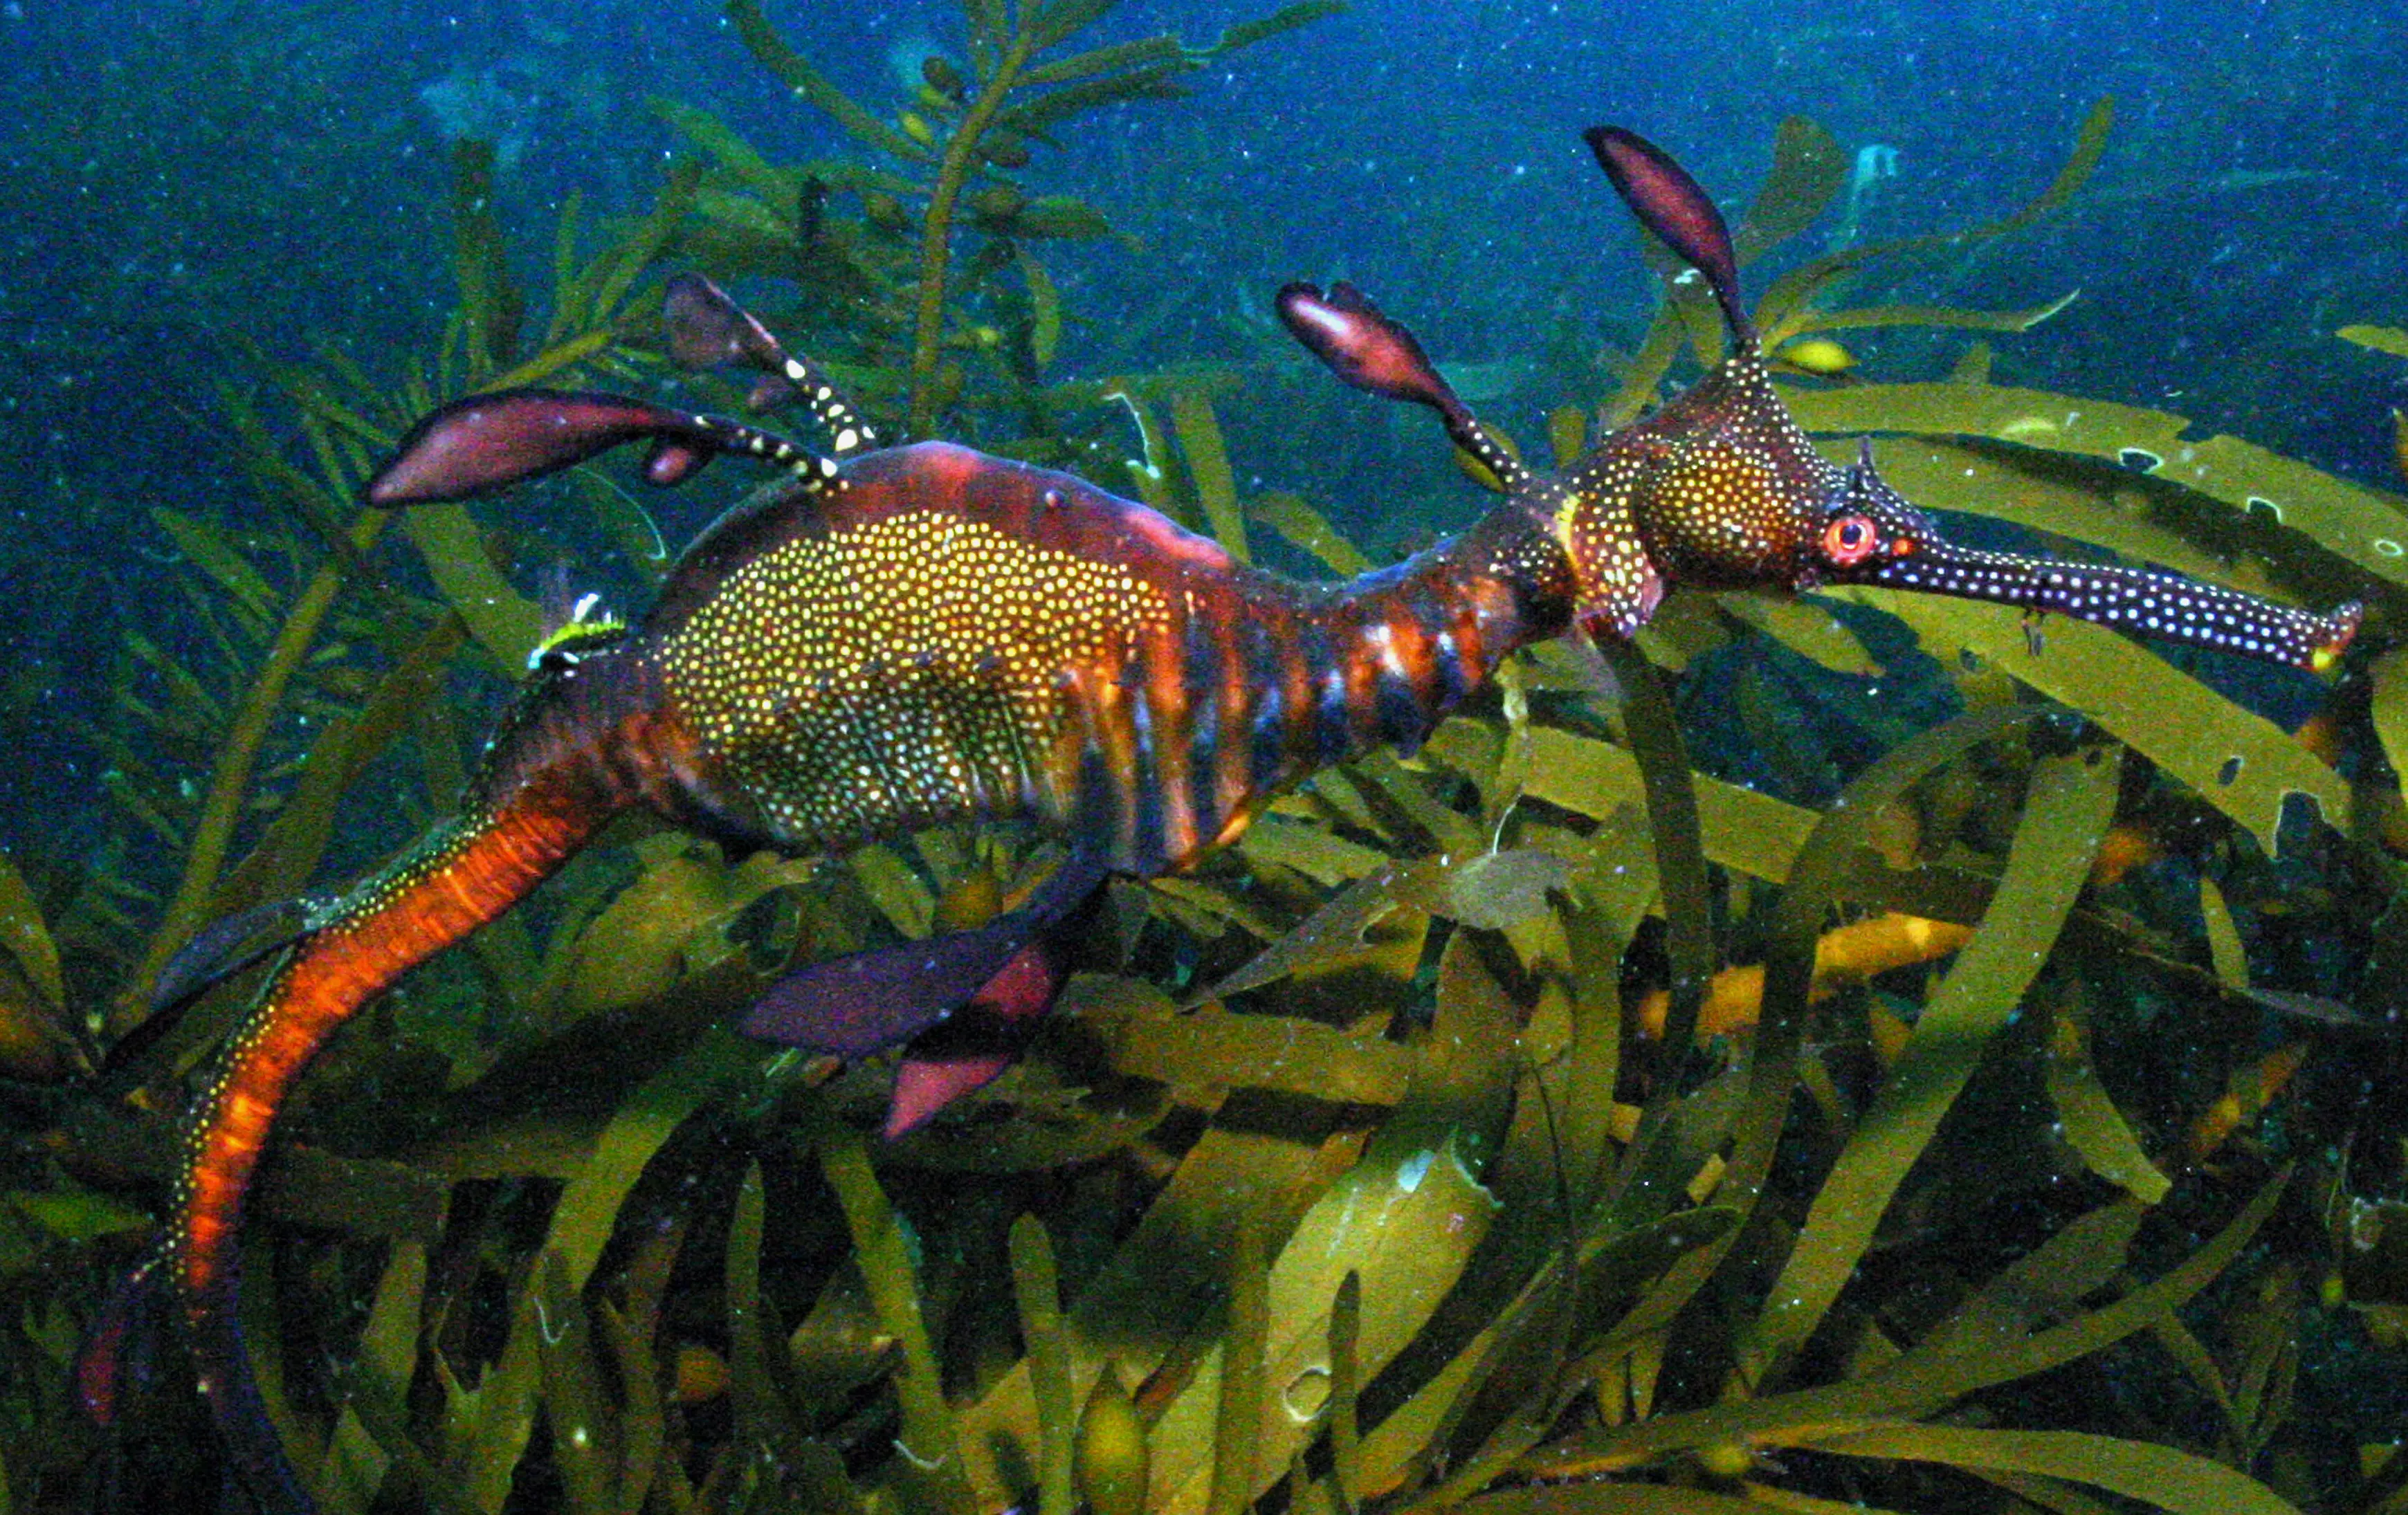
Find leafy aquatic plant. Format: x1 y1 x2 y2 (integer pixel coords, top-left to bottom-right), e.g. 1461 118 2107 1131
12 62 2408 1515
664 0 1335 445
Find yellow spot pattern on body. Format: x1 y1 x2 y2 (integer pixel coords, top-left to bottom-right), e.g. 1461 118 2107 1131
662 513 1169 842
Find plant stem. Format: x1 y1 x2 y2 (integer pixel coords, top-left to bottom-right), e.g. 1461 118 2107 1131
906 34 1033 437
113 508 388 1031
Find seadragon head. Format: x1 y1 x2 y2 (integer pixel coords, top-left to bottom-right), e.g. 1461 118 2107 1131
1585 123 2360 670
1281 125 2362 674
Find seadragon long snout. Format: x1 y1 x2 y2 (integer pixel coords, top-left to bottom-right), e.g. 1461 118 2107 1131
1856 541 2362 672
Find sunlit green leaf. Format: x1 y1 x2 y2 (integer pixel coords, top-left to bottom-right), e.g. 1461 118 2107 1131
1020 35 1187 87
149 508 277 623
1147 1133 1499 1513
535 1253 619 1515
1789 289 2078 338
1210 1 1346 55
822 1127 976 1512
2339 324 2408 360
1789 1424 2301 1515
1511 727 1818 883
1011 1215 1079 1515
8 1186 151 1240
0 856 64 1009
1251 490 1374 575
2045 1005 2171 1204
400 504 542 670
957 1125 1366 1504
1171 388 1248 563
542 1031 756 1289
1734 115 1846 265
1831 587 2346 854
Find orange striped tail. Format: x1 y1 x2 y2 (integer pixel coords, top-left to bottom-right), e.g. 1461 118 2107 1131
170 771 612 1512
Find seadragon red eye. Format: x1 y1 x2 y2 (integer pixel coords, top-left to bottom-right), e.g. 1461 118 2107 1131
1821 513 1879 567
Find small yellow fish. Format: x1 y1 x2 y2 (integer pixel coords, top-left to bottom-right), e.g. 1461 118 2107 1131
1777 336 1857 375
900 109 937 148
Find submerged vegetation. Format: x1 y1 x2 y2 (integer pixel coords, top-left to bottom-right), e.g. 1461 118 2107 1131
8 4 2408 1513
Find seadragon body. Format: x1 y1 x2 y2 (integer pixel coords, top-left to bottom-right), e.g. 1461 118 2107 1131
99 127 2359 1513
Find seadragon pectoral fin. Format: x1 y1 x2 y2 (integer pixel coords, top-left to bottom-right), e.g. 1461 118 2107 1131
739 850 1111 1136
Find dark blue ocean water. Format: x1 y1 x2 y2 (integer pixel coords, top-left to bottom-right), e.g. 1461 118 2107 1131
2 0 2403 867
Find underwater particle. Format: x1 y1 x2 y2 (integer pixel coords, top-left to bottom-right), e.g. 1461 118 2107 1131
1776 336 1856 375
2117 447 2163 472
1395 1148 1436 1193
1999 414 2060 443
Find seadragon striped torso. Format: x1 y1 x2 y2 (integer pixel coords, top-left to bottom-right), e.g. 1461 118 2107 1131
646 441 1579 875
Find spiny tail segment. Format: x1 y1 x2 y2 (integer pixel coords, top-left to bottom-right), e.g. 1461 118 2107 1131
156 637 695 1515
663 273 880 457
1276 280 1535 493
739 850 1111 1136
1583 125 1755 348
363 386 841 507
170 784 612 1513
